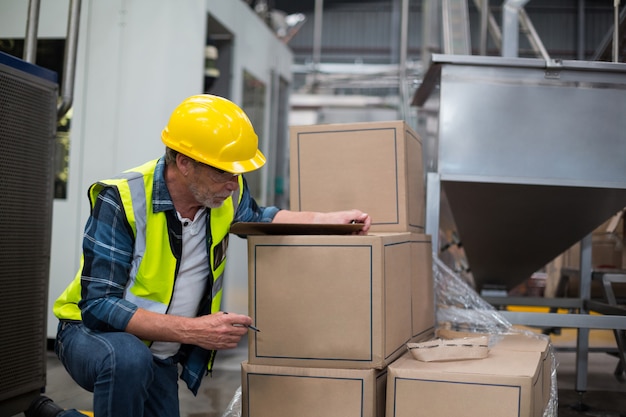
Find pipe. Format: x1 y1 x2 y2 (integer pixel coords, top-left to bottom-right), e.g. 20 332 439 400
390 0 401 65
399 0 409 119
421 0 439 70
57 0 82 120
479 0 489 55
472 0 502 51
502 0 530 57
441 0 471 55
23 0 41 64
614 0 621 62
311 0 323 91
577 0 586 60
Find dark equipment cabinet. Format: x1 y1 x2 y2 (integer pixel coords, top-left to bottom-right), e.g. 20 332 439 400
0 51 58 417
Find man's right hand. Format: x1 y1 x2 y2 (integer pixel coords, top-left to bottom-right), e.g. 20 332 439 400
187 311 252 350
125 309 253 350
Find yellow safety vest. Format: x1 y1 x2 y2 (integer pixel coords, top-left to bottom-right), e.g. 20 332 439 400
54 158 242 330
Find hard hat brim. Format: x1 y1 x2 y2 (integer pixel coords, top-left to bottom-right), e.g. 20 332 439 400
162 134 266 174
211 149 266 174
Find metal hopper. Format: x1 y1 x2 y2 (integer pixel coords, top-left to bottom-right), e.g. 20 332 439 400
414 54 626 293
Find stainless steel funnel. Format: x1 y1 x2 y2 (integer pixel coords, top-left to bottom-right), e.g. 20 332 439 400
415 54 626 292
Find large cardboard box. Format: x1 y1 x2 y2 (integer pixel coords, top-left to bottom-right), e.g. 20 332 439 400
435 330 552 412
289 121 425 233
386 350 545 417
560 212 624 270
491 333 552 411
241 361 387 417
562 237 623 270
247 232 434 369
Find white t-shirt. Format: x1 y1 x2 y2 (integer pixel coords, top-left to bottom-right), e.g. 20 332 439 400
150 208 210 359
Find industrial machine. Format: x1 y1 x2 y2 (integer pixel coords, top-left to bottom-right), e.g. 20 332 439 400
416 54 626 293
0 50 58 417
0 0 79 414
415 53 626 393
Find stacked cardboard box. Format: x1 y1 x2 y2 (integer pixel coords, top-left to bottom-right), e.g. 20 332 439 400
491 333 552 412
386 332 551 417
289 120 425 233
240 120 550 417
561 211 625 271
545 209 626 298
437 329 552 407
242 121 434 417
242 362 387 417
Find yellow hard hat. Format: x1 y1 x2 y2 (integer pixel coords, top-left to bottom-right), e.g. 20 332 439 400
161 94 266 173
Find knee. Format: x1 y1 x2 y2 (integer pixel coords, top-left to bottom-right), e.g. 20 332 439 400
104 335 154 380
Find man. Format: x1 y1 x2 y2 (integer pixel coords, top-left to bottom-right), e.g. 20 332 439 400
38 95 370 417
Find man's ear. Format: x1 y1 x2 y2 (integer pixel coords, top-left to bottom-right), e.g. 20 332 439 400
176 153 193 177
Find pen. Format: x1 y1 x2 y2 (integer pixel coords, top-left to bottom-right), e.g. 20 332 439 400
223 311 261 332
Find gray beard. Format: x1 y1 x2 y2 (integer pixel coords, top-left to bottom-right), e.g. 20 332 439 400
189 184 230 209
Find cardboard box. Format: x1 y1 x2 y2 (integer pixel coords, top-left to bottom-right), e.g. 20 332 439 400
491 333 552 412
435 330 552 412
563 237 623 270
387 350 544 417
241 361 387 417
409 236 434 340
247 232 434 369
289 121 425 233
560 212 625 270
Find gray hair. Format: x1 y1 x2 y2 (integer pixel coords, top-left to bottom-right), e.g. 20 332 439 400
164 147 178 165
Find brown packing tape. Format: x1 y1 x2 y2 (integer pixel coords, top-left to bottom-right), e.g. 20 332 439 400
407 336 490 362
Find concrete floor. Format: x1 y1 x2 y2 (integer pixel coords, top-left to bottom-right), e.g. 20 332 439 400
9 329 626 417
544 328 626 417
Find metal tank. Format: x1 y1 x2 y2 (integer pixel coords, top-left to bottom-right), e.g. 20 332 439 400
414 54 626 293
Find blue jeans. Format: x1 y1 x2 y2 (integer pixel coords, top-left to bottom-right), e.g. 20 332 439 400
54 321 180 417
